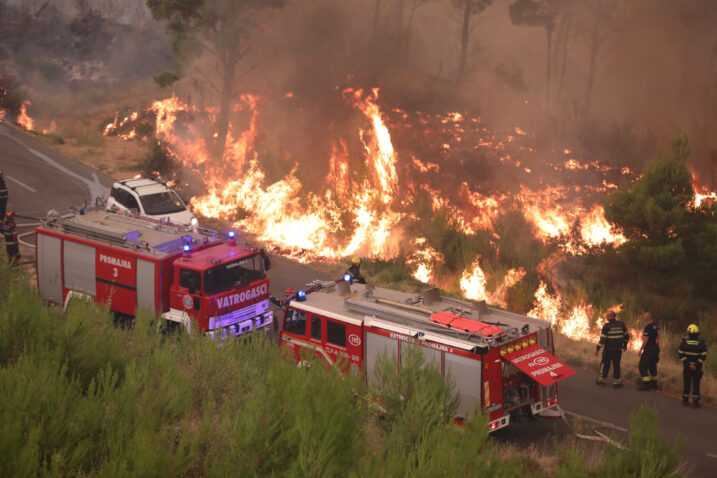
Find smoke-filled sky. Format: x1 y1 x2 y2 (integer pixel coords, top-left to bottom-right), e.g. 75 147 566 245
2 0 716 180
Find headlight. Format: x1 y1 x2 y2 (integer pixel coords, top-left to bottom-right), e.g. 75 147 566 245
190 217 198 226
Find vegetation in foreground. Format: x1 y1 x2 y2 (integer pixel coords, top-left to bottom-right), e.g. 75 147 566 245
0 263 684 477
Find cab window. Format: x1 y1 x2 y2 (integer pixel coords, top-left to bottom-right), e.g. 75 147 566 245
311 315 322 341
204 255 265 296
284 309 307 336
326 320 346 348
180 268 201 294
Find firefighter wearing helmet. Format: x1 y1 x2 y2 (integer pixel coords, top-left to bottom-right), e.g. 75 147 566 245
678 324 708 408
345 257 366 284
0 170 8 223
3 211 20 265
594 310 629 387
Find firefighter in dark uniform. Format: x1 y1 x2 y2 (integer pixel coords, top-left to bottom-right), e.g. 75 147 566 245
637 312 660 391
0 170 8 224
679 324 708 408
3 211 20 265
345 257 366 284
595 310 629 387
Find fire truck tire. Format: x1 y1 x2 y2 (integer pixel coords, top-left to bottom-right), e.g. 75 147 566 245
112 311 135 329
159 320 185 338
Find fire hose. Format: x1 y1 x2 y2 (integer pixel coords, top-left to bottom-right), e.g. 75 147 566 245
554 405 628 449
11 213 74 249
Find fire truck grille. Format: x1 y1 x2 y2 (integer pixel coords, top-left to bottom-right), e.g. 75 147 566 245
209 299 270 329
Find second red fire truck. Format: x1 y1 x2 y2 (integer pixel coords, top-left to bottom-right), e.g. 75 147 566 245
278 279 576 431
35 208 273 338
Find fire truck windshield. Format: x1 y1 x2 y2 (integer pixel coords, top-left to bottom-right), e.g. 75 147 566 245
203 255 265 295
140 191 186 215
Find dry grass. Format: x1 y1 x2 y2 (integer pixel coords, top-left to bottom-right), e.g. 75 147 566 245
47 134 145 179
29 78 170 179
554 332 717 405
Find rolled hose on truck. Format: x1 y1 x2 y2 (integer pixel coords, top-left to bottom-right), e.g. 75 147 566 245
12 213 74 249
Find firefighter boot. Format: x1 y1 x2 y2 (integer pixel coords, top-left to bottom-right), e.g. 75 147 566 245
682 396 690 407
693 399 700 409
596 377 606 386
637 379 651 391
612 378 622 388
650 379 658 390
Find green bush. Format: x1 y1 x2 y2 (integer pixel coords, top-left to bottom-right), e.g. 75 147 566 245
597 405 682 478
140 139 176 177
0 262 687 476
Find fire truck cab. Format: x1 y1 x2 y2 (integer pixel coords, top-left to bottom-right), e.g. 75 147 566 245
35 209 272 338
278 280 575 431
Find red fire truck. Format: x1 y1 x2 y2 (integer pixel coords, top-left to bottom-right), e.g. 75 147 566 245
278 279 576 431
35 208 273 338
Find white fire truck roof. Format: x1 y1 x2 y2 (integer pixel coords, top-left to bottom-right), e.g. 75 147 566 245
289 281 552 351
40 208 217 258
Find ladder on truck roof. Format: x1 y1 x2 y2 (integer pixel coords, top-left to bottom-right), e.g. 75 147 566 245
52 216 130 248
105 211 189 235
343 289 519 348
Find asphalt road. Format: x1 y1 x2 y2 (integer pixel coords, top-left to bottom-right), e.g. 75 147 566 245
0 122 113 219
495 368 717 477
1 123 714 477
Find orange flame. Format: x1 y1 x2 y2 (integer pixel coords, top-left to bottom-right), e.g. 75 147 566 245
529 282 640 351
459 258 526 308
18 101 34 131
692 173 716 208
406 238 443 283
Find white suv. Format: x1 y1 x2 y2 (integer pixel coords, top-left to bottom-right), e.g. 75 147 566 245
106 178 197 227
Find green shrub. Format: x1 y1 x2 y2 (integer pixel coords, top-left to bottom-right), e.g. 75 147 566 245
598 405 682 478
140 139 176 178
0 262 686 476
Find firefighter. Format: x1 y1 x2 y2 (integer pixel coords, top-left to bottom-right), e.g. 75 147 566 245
0 170 8 225
594 310 629 387
345 257 366 284
637 312 660 391
3 211 20 265
678 324 708 408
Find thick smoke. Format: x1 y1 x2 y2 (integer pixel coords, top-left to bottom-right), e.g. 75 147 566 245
1 0 716 183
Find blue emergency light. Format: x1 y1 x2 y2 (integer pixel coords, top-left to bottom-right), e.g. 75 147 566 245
343 273 352 282
183 244 190 253
297 290 307 301
227 230 237 246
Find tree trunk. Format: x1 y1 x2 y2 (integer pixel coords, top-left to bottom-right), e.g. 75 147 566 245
394 0 405 31
557 9 572 101
372 0 382 42
213 57 236 161
457 0 471 84
369 0 383 80
545 24 553 102
584 27 598 118
700 35 717 171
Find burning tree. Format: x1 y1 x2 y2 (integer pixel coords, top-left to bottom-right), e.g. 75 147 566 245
147 0 287 161
452 0 493 84
508 0 561 100
604 130 716 308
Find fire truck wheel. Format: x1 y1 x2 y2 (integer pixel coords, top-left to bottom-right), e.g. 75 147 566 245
160 320 184 338
112 312 136 330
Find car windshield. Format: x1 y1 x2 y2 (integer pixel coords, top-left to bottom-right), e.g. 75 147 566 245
204 255 265 296
139 191 186 215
